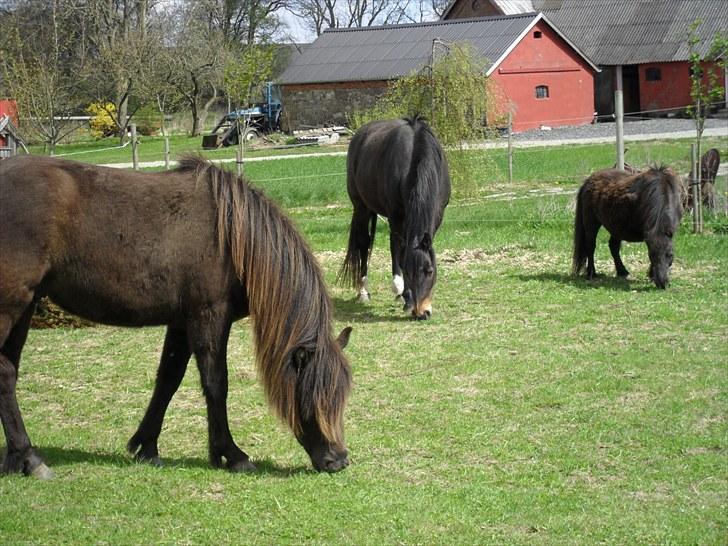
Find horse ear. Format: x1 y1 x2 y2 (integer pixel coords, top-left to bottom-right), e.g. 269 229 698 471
336 326 352 350
418 232 432 251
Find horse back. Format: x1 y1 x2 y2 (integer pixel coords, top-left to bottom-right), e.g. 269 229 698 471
0 155 242 326
347 119 414 217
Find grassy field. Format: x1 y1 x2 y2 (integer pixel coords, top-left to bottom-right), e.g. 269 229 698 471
1 138 727 544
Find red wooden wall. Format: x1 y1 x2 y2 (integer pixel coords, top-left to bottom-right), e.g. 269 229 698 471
490 21 596 132
639 61 726 113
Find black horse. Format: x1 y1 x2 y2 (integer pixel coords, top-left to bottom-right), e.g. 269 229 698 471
0 155 353 478
340 116 451 319
573 166 684 289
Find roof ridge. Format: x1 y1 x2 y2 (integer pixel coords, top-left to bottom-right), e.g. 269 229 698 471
321 12 540 34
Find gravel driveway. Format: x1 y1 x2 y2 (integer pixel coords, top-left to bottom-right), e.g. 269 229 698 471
511 117 727 142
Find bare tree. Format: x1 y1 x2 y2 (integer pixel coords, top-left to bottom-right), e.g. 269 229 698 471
287 0 435 37
167 4 228 136
193 0 289 46
1 0 82 153
80 0 166 141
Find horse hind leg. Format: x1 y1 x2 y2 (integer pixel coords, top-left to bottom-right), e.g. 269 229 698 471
350 207 376 303
0 301 53 479
609 236 629 277
127 326 191 467
584 224 600 279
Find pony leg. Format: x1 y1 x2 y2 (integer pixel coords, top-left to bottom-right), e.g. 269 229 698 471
389 229 405 298
609 236 629 277
188 308 255 472
127 326 191 466
353 208 375 303
585 225 600 279
0 302 53 479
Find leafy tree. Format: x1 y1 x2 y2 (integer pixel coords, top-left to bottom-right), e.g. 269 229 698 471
687 20 727 218
350 43 503 195
224 45 276 108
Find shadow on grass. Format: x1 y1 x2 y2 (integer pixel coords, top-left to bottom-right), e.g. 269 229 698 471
33 446 313 477
332 296 412 323
516 272 656 292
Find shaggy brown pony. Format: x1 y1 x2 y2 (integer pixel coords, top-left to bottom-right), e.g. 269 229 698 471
573 166 684 289
0 154 352 479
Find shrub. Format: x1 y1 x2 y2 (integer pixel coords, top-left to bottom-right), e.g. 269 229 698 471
349 43 504 196
86 102 117 138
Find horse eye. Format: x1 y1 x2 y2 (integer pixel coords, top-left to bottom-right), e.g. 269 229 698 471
423 267 434 276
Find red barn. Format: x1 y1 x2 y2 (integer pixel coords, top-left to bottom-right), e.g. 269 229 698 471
0 99 19 148
278 13 598 132
442 0 728 117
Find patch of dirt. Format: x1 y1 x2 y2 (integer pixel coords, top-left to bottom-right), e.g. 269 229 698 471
31 297 94 329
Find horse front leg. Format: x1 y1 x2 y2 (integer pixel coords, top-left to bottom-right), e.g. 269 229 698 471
188 308 255 472
389 228 404 298
609 236 629 277
127 326 191 466
388 225 412 313
0 302 53 479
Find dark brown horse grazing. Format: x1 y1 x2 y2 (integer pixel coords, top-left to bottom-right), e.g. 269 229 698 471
573 166 684 289
0 155 353 478
340 116 451 320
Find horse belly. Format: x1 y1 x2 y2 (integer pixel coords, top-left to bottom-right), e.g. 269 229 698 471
43 263 183 327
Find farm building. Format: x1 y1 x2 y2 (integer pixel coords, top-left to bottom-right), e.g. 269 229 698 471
0 99 23 158
278 13 599 132
441 0 728 117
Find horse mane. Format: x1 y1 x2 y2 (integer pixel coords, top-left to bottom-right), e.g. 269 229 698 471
403 116 446 244
631 165 684 235
176 156 351 444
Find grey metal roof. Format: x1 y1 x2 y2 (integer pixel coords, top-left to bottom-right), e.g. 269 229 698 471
278 12 596 85
537 0 728 65
443 0 728 65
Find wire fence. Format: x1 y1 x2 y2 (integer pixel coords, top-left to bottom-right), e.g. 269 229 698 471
19 108 728 226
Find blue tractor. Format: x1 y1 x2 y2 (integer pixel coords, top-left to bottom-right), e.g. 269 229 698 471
202 83 282 149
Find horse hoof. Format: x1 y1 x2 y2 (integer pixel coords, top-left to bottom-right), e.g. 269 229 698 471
228 459 257 473
29 462 54 480
136 455 163 468
357 292 370 303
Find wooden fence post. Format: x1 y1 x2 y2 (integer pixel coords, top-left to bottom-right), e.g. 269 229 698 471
507 111 513 184
615 65 625 170
131 124 139 171
164 136 170 170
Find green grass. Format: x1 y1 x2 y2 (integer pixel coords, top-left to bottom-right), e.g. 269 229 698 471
1 139 727 544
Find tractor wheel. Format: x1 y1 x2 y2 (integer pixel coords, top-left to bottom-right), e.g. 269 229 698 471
243 127 261 142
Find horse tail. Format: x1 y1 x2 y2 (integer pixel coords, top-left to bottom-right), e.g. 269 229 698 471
339 210 377 288
572 184 588 275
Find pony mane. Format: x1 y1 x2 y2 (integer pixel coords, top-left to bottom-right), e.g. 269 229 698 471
177 156 351 443
633 165 684 235
404 116 446 244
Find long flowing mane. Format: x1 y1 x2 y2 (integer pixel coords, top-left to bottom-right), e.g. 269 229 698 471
177 156 351 443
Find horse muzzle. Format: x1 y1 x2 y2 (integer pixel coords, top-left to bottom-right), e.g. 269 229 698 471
411 296 433 320
312 447 350 473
